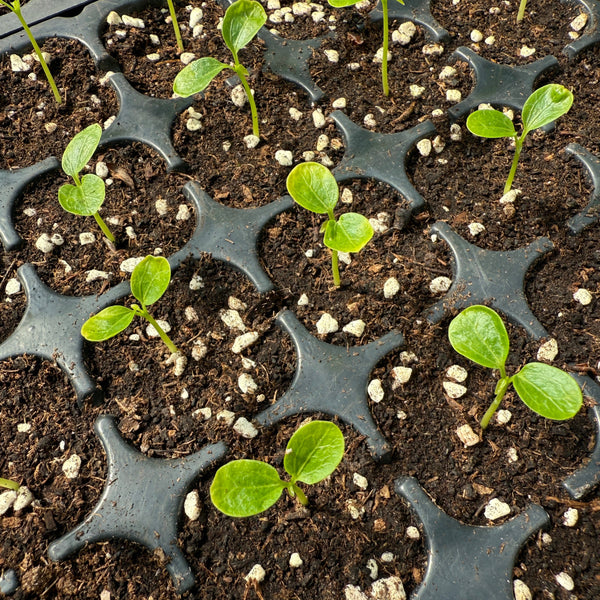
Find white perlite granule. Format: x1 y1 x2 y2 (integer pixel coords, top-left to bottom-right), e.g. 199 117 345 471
233 417 258 438
446 365 467 382
343 320 366 337
456 424 480 447
484 498 511 520
238 373 258 395
316 313 338 334
443 381 467 398
289 552 303 568
429 276 452 294
368 379 385 403
184 490 201 520
62 454 82 479
383 277 400 298
513 579 532 600
353 473 368 490
245 564 266 583
562 507 579 527
555 572 574 591
573 288 592 305
537 338 558 362
5 278 21 296
392 366 412 387
232 332 260 353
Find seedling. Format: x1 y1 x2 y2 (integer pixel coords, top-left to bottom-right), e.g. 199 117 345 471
210 420 345 517
517 0 527 22
448 305 582 430
166 0 184 52
286 162 373 287
81 255 179 355
327 0 404 97
0 0 61 103
0 477 19 491
466 83 573 194
58 124 115 244
173 0 266 138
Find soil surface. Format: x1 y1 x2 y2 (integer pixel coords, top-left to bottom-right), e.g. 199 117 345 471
1 1 600 599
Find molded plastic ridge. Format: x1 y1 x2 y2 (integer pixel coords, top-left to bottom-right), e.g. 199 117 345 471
426 221 554 339
563 375 600 499
255 309 404 460
171 182 295 293
331 111 436 216
448 47 559 122
395 476 549 600
0 157 59 251
565 143 600 234
48 415 227 594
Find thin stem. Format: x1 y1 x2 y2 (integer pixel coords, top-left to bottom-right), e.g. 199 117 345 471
516 0 528 22
166 0 184 53
480 377 509 430
143 309 180 355
503 135 523 194
0 477 19 491
12 6 62 104
381 0 389 96
93 212 116 244
236 63 260 138
291 483 308 506
331 249 340 287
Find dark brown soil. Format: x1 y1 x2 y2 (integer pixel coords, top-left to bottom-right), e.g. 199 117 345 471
1 1 600 599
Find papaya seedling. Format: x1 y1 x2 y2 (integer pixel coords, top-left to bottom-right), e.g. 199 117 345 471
466 83 574 194
0 0 62 103
326 0 404 97
448 305 583 430
210 420 345 517
0 477 19 491
517 0 528 22
173 0 266 138
81 255 179 355
166 0 184 52
286 162 374 287
58 124 116 244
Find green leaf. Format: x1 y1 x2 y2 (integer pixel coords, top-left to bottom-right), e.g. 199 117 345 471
466 109 516 139
81 306 135 342
521 84 574 135
130 256 171 307
448 305 510 370
61 123 102 178
58 174 105 216
222 0 266 58
512 363 583 420
210 460 285 517
286 162 338 215
323 213 374 253
284 421 345 485
173 57 229 96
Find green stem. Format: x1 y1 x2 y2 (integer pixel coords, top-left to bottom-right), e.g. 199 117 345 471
331 249 340 287
480 376 509 430
235 62 260 138
381 0 389 96
142 309 179 355
0 477 19 491
11 5 62 104
166 0 184 52
93 212 116 244
503 135 523 194
291 483 308 506
516 0 528 22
